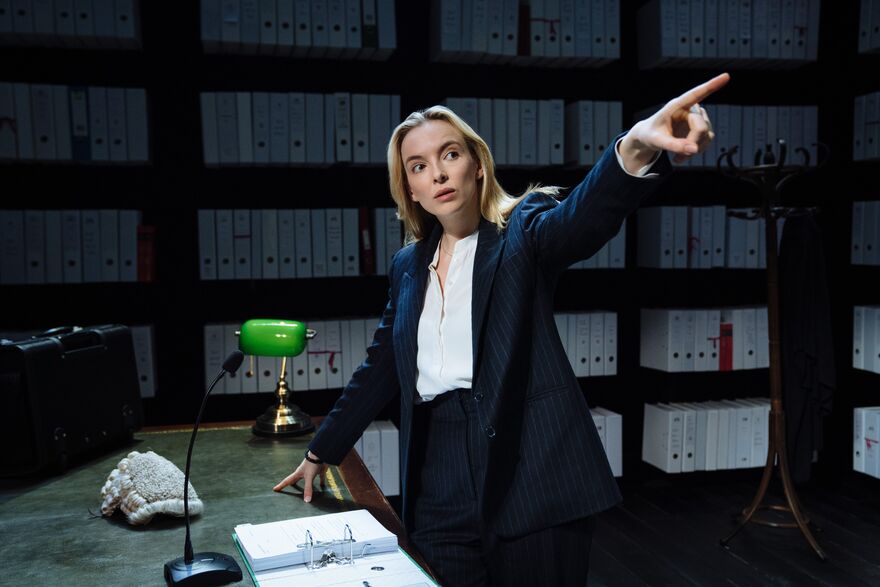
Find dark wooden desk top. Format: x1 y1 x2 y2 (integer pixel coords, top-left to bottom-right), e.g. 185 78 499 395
143 419 431 578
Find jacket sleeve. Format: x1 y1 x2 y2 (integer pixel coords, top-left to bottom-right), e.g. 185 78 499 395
308 255 403 465
519 130 673 276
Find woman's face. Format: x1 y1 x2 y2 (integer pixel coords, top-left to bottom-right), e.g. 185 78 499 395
400 119 483 225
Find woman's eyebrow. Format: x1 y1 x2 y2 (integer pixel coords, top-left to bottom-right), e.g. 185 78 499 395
405 140 462 164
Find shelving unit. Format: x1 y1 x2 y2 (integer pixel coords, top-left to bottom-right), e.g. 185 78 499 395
0 2 876 494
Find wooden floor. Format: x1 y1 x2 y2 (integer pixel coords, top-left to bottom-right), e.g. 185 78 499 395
589 473 880 586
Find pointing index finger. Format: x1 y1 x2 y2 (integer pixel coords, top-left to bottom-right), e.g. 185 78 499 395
669 73 730 111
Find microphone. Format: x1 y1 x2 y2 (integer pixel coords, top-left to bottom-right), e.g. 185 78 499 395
164 350 245 586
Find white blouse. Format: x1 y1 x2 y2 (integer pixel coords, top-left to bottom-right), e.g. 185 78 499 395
413 136 661 402
415 228 480 402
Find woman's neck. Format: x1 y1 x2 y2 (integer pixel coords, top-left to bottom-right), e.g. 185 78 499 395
438 211 481 244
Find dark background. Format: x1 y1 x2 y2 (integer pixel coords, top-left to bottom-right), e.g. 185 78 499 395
2 1 878 490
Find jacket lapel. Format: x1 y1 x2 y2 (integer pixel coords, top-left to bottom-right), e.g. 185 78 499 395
471 218 504 381
398 223 442 397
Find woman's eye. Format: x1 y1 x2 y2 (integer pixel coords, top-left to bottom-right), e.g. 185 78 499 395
446 151 458 159
412 164 424 172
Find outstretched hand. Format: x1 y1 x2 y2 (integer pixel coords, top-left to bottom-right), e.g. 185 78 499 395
624 73 731 165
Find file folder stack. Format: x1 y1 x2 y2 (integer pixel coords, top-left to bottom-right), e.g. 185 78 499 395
430 0 620 66
640 306 770 372
234 509 397 572
858 0 880 54
0 209 151 285
634 103 819 170
854 406 880 478
642 398 770 473
0 83 149 163
853 306 880 374
199 91 399 167
200 0 396 59
852 202 880 264
637 205 785 269
554 311 619 377
0 0 141 48
204 317 379 394
590 406 622 477
443 97 623 169
637 0 820 70
353 420 400 496
853 95 880 161
196 207 401 280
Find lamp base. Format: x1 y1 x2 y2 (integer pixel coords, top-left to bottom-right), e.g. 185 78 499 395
163 552 242 586
252 402 315 437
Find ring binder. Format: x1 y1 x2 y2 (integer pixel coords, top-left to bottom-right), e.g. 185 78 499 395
298 524 375 569
232 509 437 585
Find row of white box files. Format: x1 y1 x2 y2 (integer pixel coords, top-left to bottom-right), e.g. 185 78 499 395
0 0 141 48
204 312 621 394
858 0 880 54
353 420 399 497
854 406 880 479
204 319 378 393
853 306 880 374
854 92 880 162
553 312 619 378
445 98 623 168
636 206 784 270
354 408 622 495
642 398 771 474
199 207 624 279
634 103 820 169
200 92 399 167
637 0 820 69
640 307 770 373
201 0 397 60
852 201 880 265
0 83 149 163
197 208 402 280
431 0 620 65
0 209 145 285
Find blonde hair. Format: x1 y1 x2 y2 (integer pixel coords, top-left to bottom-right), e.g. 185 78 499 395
387 105 564 244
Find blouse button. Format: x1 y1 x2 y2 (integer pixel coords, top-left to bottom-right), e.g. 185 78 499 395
474 392 484 402
485 425 496 438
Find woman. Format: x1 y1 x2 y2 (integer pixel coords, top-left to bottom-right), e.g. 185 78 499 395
275 73 729 585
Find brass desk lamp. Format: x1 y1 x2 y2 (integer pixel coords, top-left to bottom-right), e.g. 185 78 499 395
237 319 316 437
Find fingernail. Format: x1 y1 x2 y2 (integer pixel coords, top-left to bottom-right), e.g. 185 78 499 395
305 496 311 503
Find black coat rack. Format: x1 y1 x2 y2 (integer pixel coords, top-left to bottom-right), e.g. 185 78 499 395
716 138 830 560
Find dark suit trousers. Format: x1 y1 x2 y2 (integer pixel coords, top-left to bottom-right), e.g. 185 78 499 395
410 389 595 587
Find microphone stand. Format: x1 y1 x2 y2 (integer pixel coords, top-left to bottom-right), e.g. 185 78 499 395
164 353 244 586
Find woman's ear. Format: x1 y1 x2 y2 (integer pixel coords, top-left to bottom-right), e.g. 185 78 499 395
477 167 483 179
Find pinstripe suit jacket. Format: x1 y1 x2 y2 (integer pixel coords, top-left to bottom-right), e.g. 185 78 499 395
310 131 673 539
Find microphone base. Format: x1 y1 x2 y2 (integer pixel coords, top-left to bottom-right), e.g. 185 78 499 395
164 552 243 586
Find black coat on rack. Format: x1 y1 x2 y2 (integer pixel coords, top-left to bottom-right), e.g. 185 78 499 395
778 211 836 484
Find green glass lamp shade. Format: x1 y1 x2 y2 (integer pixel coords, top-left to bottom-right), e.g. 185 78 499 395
238 319 309 357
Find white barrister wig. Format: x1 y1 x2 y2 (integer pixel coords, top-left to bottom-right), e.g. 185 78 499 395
100 450 203 525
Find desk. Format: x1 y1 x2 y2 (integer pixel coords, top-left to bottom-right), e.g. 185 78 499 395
0 421 428 586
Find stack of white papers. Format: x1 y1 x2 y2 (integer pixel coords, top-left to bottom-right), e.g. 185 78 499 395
234 509 397 573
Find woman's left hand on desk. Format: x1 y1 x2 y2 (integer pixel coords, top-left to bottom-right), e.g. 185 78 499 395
273 454 327 503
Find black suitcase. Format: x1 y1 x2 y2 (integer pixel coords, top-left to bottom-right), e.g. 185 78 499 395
0 325 143 476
